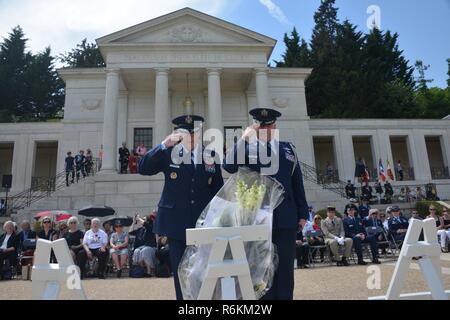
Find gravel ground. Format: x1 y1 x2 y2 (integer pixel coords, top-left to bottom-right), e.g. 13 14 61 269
1 255 449 300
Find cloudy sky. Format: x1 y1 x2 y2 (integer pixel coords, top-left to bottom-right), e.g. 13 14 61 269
0 0 449 87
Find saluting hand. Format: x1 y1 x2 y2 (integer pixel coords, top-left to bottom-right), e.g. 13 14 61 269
162 132 186 148
241 124 259 141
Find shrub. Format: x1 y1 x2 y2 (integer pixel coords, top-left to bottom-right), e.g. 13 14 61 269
415 201 445 218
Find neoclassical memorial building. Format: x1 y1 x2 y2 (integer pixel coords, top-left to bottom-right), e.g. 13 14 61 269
0 8 449 220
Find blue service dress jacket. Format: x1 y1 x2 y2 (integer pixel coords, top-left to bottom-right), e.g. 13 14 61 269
223 139 309 229
139 144 224 241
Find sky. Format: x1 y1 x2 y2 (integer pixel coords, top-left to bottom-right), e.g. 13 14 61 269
0 0 449 87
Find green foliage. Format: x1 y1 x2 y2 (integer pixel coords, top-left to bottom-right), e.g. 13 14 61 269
275 27 311 68
415 201 445 218
277 1 449 119
59 38 105 68
0 26 64 122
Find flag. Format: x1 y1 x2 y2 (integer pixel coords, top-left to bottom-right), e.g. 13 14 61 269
386 159 395 181
378 159 386 182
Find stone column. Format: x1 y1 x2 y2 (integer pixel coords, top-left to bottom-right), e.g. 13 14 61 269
245 90 257 125
101 68 120 173
116 92 128 170
409 130 432 182
336 129 356 182
255 68 271 108
154 68 170 146
207 68 223 131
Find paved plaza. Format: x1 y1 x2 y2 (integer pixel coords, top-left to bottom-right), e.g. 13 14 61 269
1 254 449 300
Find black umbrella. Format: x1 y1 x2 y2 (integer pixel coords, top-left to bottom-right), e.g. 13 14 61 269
78 205 115 217
105 216 133 227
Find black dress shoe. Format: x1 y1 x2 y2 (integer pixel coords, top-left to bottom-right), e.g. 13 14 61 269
98 273 105 279
337 260 343 266
342 258 350 266
372 259 381 264
117 269 122 278
358 260 368 265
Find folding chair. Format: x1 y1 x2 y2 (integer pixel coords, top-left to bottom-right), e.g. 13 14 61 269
305 230 329 267
365 226 391 260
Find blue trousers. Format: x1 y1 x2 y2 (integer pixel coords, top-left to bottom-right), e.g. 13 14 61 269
262 228 296 300
168 238 186 300
352 235 378 261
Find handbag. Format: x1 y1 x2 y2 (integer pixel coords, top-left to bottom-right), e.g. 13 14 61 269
129 264 145 278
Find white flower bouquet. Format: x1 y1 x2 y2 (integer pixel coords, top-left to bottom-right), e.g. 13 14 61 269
178 167 284 300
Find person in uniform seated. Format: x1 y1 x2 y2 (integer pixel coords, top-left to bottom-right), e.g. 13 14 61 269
358 199 371 219
139 114 224 300
77 218 109 279
344 205 380 265
321 206 353 266
388 206 409 242
296 220 311 269
223 107 309 300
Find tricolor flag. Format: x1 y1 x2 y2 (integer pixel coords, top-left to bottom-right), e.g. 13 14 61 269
378 159 386 182
386 159 395 181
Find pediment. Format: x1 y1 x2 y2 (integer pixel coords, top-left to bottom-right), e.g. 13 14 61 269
97 7 276 46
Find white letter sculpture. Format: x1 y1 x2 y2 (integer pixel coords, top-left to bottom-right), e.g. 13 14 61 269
32 238 86 300
370 218 449 300
186 225 268 300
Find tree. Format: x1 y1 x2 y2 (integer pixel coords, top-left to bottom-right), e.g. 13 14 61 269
360 28 415 118
323 20 365 118
22 47 65 121
0 26 32 122
275 27 311 67
0 26 64 122
59 39 105 68
305 0 339 117
447 58 450 88
414 60 433 92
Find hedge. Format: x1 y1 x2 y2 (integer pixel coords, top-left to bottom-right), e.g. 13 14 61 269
415 201 446 218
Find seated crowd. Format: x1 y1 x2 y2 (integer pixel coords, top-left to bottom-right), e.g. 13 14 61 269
0 212 171 280
295 203 450 268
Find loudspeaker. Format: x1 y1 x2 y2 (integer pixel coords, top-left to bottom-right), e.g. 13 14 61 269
2 175 12 189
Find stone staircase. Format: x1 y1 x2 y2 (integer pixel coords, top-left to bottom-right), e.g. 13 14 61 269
13 173 165 223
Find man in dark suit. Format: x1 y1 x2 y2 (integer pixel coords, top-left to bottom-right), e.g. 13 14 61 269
17 220 36 252
223 107 309 300
388 206 409 242
119 142 131 174
343 205 380 265
139 115 224 300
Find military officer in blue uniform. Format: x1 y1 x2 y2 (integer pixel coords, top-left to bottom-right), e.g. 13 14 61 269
388 205 409 242
139 115 224 300
343 205 380 264
223 107 309 300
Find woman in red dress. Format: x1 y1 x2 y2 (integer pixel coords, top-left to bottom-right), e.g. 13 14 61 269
128 151 138 174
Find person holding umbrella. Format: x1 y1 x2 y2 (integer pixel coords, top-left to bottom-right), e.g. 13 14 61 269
77 218 108 279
